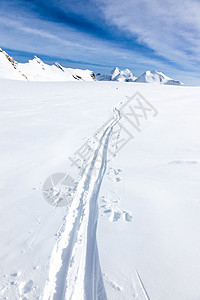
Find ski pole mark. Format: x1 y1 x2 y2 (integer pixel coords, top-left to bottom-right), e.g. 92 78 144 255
135 270 150 300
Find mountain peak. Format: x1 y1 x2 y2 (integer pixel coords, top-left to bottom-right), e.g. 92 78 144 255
54 62 64 72
96 67 136 82
0 48 18 69
33 56 43 64
135 70 183 85
110 67 120 79
149 70 158 73
111 67 120 74
0 48 27 80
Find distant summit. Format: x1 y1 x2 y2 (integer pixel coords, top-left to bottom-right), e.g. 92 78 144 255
96 67 137 82
135 70 183 85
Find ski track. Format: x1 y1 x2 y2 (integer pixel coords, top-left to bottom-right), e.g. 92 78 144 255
135 270 150 300
43 107 121 300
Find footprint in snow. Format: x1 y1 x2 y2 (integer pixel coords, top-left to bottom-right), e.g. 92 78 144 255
10 272 20 277
100 195 133 223
19 280 33 295
103 273 123 292
104 209 112 214
107 167 122 182
123 212 132 222
109 211 121 222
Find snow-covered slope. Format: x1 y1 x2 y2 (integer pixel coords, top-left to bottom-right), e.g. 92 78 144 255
18 57 95 82
0 48 27 80
135 70 183 85
18 57 75 82
65 66 95 81
96 67 137 82
0 79 200 299
0 49 95 82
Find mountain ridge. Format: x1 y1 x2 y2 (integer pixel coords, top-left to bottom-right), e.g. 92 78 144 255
0 48 183 85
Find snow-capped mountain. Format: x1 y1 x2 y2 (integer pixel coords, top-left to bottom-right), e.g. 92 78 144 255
96 67 137 82
0 48 28 80
0 48 184 85
135 70 183 85
0 49 95 82
17 56 95 82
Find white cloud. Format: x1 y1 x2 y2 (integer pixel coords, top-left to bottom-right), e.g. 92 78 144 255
0 12 167 68
1 1 200 84
100 0 200 69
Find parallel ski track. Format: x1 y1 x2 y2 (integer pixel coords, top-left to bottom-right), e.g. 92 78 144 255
43 107 121 300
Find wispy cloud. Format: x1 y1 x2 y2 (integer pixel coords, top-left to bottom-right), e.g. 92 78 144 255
100 0 200 68
0 0 200 84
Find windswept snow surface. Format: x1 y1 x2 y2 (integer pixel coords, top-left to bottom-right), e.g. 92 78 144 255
1 79 200 300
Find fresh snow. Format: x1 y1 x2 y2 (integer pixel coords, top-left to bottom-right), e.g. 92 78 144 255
1 78 200 299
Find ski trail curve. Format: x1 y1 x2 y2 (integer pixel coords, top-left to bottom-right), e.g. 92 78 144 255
43 107 121 300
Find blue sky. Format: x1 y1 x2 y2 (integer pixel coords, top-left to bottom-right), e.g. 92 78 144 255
0 0 200 84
